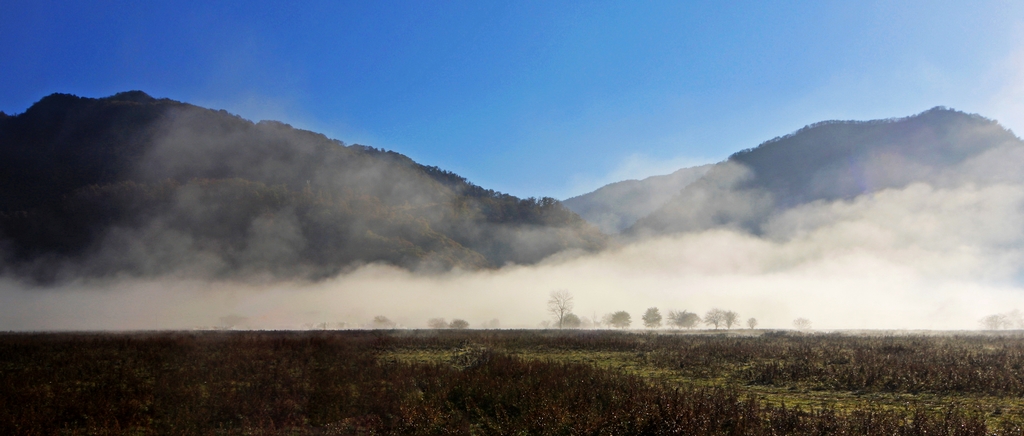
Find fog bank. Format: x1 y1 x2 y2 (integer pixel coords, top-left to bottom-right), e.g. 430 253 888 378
3 180 1023 331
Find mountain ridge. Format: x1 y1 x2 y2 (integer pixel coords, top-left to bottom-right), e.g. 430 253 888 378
0 91 606 282
3 93 1018 282
562 164 712 234
628 107 1024 236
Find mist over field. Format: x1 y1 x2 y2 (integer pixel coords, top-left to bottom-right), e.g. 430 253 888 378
2 96 1024 332
10 6 1024 436
3 180 1024 331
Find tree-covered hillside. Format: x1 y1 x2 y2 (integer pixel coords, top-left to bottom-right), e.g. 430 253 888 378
563 165 711 234
0 91 605 281
630 107 1024 236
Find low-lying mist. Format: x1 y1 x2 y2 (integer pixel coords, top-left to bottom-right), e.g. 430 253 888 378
3 179 1023 331
4 101 1023 331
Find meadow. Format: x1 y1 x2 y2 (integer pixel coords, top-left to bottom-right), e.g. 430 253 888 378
2 329 1023 435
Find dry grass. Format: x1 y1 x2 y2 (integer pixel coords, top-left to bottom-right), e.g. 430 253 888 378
2 330 1022 434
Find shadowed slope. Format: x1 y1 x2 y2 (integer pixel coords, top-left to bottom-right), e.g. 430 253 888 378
0 92 605 281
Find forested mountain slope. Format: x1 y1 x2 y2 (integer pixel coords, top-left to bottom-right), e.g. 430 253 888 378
0 91 605 282
630 107 1024 236
563 165 711 234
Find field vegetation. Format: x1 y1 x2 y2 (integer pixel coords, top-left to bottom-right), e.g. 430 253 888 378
3 330 1024 434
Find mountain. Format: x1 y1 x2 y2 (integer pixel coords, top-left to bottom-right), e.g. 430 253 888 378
0 91 605 282
630 107 1024 236
562 165 712 234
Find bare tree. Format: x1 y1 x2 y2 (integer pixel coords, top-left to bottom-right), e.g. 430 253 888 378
449 319 469 329
667 310 701 329
586 312 602 329
548 290 575 329
793 318 812 330
980 314 1009 330
723 311 740 329
666 311 680 329
704 308 727 329
427 318 448 329
608 311 632 329
481 319 500 329
980 310 1024 330
642 307 662 329
746 318 758 329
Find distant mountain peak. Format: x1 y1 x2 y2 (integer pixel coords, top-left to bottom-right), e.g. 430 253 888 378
103 90 157 103
628 107 1023 237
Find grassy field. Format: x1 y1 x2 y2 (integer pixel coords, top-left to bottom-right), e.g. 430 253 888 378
3 329 1024 435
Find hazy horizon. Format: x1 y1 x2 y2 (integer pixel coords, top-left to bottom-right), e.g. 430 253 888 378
4 3 1024 332
3 101 1024 332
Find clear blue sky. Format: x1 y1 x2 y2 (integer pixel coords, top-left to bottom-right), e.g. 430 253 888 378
3 1 1023 199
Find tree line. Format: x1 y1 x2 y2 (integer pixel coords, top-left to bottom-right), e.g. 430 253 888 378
547 291 762 330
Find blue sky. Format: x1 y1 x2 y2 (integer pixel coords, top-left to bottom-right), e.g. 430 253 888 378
3 1 1023 199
